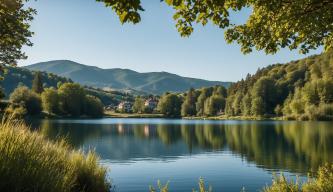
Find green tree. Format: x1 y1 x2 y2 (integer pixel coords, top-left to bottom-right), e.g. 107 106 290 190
213 86 227 98
181 88 197 117
251 97 265 116
241 93 252 116
157 93 182 118
41 87 59 114
0 0 35 66
231 92 243 116
98 0 333 54
132 96 145 113
289 88 306 116
84 95 104 117
196 88 213 116
32 72 44 94
204 95 225 116
58 83 86 116
225 95 235 116
251 77 277 114
9 86 41 115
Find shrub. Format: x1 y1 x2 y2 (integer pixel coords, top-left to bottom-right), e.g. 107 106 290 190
0 118 110 192
9 86 42 115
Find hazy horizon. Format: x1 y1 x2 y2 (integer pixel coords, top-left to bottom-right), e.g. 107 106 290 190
19 0 322 82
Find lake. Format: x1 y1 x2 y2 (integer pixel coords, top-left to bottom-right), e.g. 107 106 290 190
29 118 333 192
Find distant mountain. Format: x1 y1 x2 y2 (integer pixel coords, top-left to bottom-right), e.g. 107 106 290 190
25 60 231 95
1 66 135 105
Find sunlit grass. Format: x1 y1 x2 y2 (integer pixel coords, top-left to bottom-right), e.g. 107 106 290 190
0 117 110 192
263 164 333 192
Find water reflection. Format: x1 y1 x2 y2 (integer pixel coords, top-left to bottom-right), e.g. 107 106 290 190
30 119 333 174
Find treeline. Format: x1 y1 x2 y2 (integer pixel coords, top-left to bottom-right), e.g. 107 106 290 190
6 72 104 118
157 86 227 118
157 50 333 120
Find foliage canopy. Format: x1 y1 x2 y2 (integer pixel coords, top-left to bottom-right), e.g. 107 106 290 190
97 0 333 54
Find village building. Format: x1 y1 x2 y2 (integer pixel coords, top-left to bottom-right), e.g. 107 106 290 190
118 101 133 113
144 98 158 111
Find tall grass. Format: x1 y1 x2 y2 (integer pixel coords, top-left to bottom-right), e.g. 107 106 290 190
149 178 212 192
263 164 333 192
0 117 110 192
149 164 333 192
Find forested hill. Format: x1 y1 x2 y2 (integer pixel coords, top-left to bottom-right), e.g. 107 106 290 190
1 66 134 106
25 60 231 95
225 50 333 120
1 67 70 98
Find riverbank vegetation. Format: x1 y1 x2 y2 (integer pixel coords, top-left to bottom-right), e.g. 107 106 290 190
5 73 104 118
0 117 110 192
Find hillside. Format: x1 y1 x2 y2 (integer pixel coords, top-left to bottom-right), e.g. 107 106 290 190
25 60 231 95
1 67 70 98
225 50 333 120
1 66 133 106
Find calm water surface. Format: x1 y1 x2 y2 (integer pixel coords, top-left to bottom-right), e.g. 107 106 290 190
29 118 333 192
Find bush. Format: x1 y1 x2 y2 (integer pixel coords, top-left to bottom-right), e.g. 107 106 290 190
0 118 110 192
9 86 42 115
84 95 104 118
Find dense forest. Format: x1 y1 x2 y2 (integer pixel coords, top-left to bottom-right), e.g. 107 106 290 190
157 50 333 120
226 49 333 120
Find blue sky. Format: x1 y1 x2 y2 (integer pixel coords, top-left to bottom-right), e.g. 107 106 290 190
19 0 322 82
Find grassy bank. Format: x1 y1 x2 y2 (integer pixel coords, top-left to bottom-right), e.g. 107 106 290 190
0 117 110 192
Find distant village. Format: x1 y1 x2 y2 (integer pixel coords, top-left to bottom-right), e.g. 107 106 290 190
104 97 159 113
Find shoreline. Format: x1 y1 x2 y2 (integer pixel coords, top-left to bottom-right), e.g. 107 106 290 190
26 112 332 122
